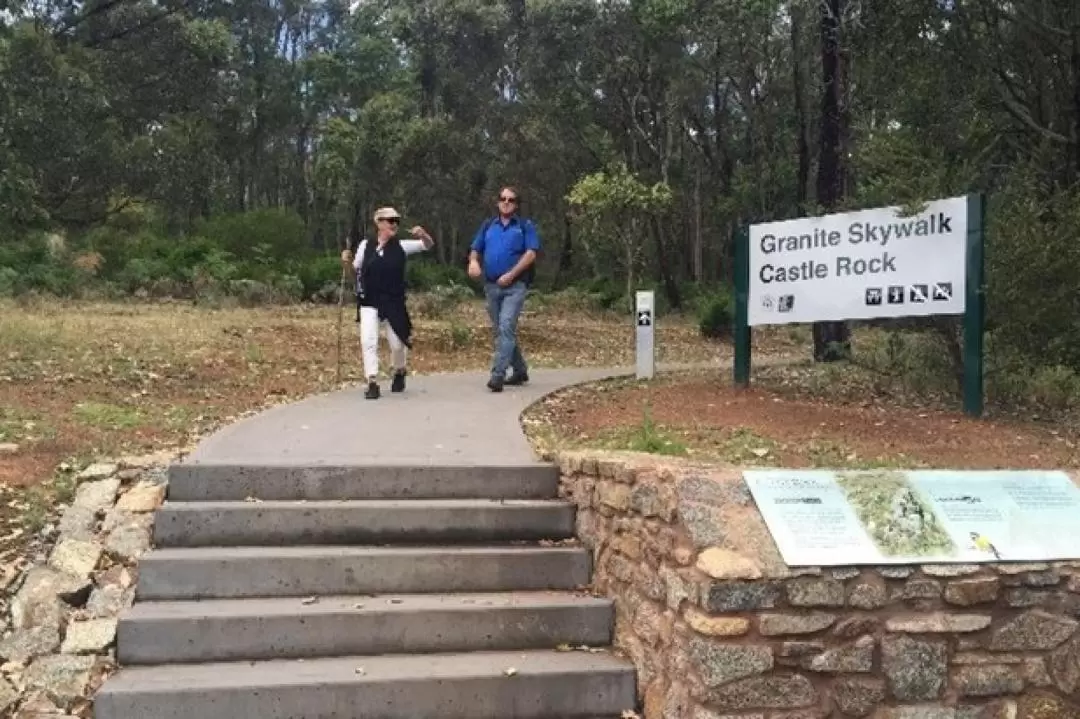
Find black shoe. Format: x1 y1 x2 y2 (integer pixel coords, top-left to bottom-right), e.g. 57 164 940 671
487 377 504 393
391 370 406 393
365 381 381 399
506 370 529 386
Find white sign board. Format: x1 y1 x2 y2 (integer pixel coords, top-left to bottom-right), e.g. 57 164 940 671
635 290 654 380
744 469 1080 567
748 196 967 326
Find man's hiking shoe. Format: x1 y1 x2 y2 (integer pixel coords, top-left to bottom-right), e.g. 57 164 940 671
506 371 529 386
487 377 504 393
365 381 381 400
391 370 406 393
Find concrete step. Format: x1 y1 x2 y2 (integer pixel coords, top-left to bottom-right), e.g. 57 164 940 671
94 649 637 719
167 463 559 501
118 591 613 664
136 545 592 600
152 499 575 547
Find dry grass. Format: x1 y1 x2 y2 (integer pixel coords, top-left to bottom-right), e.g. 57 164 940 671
1 294 800 490
0 292 769 565
523 368 1080 470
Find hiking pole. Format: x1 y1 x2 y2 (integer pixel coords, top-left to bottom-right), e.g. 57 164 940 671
335 262 348 385
337 199 363 385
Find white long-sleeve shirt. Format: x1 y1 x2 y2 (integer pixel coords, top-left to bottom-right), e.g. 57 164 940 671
352 238 430 273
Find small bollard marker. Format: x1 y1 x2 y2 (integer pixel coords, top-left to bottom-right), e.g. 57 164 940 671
635 290 655 380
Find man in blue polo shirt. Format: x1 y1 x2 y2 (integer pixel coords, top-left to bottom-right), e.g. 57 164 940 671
467 186 541 392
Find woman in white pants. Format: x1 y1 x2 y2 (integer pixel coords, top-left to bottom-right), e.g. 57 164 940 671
340 206 434 399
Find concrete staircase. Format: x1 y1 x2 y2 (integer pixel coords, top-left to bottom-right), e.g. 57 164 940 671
94 464 636 719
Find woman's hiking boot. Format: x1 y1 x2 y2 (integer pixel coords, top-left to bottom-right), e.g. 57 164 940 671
391 370 406 393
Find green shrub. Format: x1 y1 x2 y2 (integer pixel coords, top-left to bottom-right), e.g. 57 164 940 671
116 256 171 293
582 276 623 310
292 254 343 300
194 208 307 262
533 286 606 313
226 279 274 306
0 267 17 297
986 169 1080 370
270 273 304 303
411 284 476 318
448 320 472 348
627 404 687 456
406 259 473 292
698 288 734 339
987 357 1080 414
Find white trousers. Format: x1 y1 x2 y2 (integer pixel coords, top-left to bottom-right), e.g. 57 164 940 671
358 306 407 380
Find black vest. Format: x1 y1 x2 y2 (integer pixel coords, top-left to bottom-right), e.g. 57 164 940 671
357 238 407 307
355 238 413 347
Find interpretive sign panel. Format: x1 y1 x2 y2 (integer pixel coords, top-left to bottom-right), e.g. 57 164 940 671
747 196 968 326
743 469 1080 567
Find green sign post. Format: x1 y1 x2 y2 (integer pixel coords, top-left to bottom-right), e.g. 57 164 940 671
732 193 986 418
733 225 752 388
962 194 985 417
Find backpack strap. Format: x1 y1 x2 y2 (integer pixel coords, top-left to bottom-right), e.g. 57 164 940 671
518 217 538 287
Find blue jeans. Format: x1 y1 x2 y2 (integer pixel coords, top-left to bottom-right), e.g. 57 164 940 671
484 281 529 380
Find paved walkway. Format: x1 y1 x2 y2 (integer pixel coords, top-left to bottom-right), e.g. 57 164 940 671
188 367 639 467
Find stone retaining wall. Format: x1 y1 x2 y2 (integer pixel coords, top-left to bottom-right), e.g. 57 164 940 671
555 451 1080 719
0 455 171 717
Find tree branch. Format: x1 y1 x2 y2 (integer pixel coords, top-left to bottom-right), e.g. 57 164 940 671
994 71 1072 145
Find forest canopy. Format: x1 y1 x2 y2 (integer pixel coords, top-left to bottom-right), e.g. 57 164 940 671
2 0 1079 396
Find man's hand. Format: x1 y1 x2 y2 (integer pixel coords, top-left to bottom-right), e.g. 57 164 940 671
496 272 515 288
410 226 432 241
340 250 353 266
468 260 482 279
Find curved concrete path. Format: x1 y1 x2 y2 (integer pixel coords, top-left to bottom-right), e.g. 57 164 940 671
187 367 636 467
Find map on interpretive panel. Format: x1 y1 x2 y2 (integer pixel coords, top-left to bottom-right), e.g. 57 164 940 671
743 469 1080 567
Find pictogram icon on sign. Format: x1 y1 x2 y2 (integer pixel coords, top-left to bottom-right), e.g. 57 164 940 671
888 286 905 304
637 309 652 327
932 282 953 301
777 295 795 312
909 284 928 303
865 288 883 306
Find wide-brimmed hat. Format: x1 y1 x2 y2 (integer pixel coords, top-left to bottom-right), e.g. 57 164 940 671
373 206 401 221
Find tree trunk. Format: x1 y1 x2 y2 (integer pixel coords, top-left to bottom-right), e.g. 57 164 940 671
651 214 682 310
1073 26 1080 181
792 1 811 211
554 211 574 289
693 163 703 281
812 0 852 362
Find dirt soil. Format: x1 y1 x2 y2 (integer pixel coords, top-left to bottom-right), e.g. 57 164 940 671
530 374 1080 469
1 297 776 490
